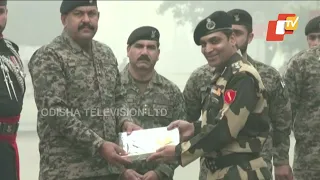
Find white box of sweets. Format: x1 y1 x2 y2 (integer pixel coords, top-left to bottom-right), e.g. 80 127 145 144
118 127 180 161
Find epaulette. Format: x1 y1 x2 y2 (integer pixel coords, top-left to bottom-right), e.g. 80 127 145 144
231 60 265 90
4 38 19 52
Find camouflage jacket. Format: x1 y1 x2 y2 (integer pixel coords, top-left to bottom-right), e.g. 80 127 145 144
284 45 320 170
183 64 215 122
183 55 291 166
120 65 186 179
176 53 270 167
248 55 292 166
28 31 132 180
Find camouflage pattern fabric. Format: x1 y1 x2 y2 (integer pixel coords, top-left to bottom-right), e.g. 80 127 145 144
77 174 119 180
284 45 320 180
182 64 215 180
177 53 272 179
120 65 186 180
248 55 292 171
28 31 132 180
188 55 292 180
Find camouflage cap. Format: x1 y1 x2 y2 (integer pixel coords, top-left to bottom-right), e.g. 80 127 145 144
127 26 160 46
193 11 233 46
60 0 97 14
305 15 320 35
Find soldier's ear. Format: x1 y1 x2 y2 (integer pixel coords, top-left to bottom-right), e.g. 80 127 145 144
230 33 237 46
126 45 131 57
156 49 160 61
61 14 67 27
248 33 254 44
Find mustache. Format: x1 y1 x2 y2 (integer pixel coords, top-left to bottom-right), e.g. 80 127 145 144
137 55 150 61
78 23 95 31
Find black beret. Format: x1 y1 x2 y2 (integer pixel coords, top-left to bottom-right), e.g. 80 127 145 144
227 9 253 27
60 0 97 14
305 16 320 36
193 11 233 46
0 0 7 6
127 26 160 46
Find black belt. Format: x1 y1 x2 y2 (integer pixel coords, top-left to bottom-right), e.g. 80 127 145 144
0 122 19 134
204 153 260 173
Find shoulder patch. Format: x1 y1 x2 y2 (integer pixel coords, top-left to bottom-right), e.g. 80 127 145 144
224 89 237 104
231 61 241 70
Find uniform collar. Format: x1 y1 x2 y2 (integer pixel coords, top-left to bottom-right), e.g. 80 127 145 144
121 64 163 85
216 52 242 73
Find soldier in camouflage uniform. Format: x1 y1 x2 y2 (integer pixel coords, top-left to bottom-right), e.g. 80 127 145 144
147 11 272 180
279 15 320 75
119 26 186 180
28 1 141 180
284 44 320 180
228 9 293 180
305 16 320 48
193 9 293 180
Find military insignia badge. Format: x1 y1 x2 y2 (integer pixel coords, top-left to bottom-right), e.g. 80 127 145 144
231 62 241 69
206 18 216 30
234 14 240 22
224 89 237 104
151 30 156 38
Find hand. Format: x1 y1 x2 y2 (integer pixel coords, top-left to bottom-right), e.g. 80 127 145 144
122 121 143 135
274 165 293 180
146 145 176 163
120 169 143 180
142 171 159 180
167 120 194 141
99 141 132 166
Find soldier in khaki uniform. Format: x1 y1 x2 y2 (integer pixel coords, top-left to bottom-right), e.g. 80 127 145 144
28 1 141 180
119 26 186 180
192 9 293 180
147 11 272 180
227 9 293 180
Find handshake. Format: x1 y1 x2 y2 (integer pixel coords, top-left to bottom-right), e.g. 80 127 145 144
99 120 195 166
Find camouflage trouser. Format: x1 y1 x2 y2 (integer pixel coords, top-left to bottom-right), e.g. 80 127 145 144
199 157 209 180
199 156 272 180
293 170 320 180
77 174 119 180
261 136 273 173
205 157 272 180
